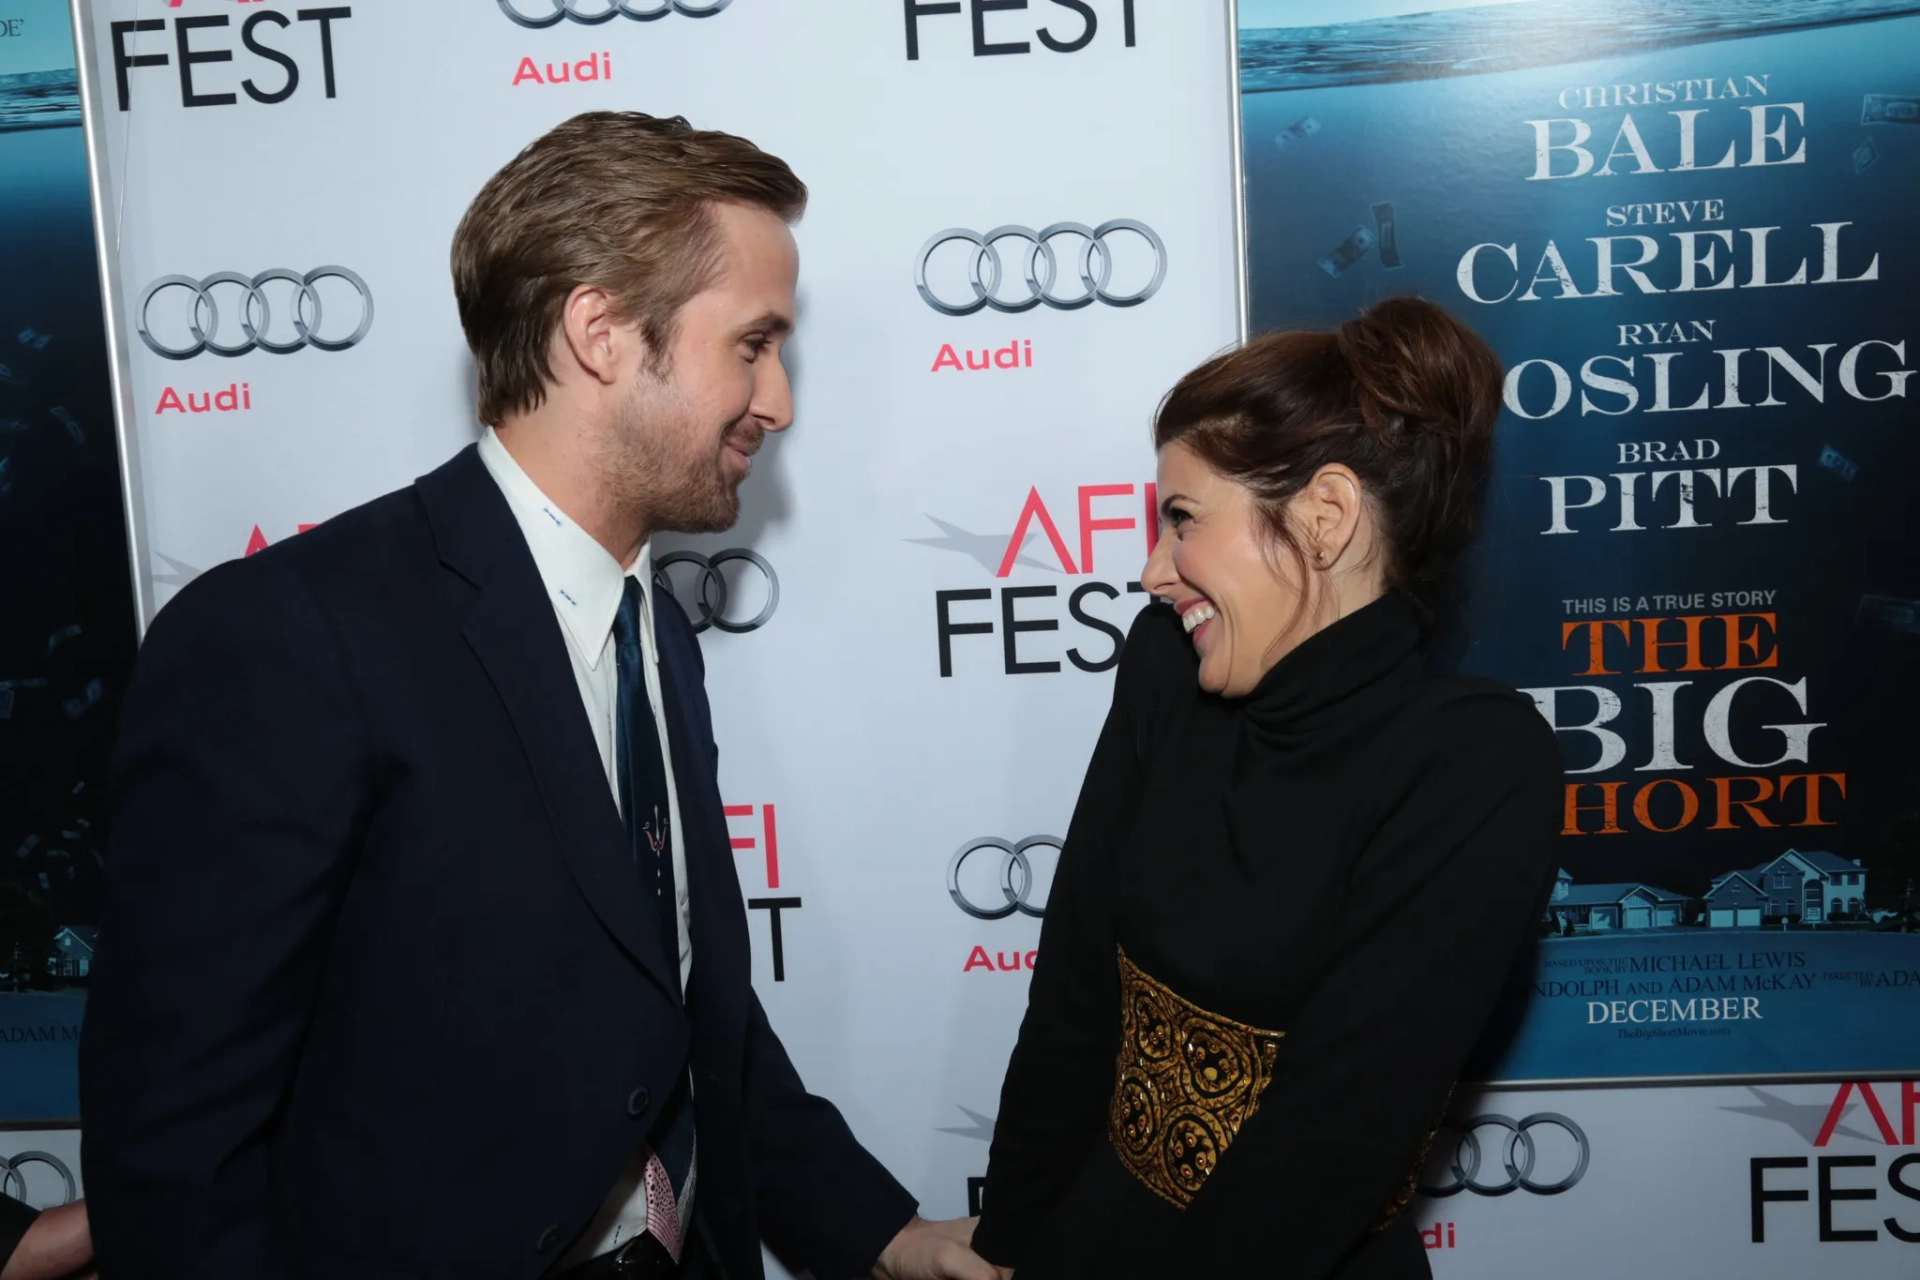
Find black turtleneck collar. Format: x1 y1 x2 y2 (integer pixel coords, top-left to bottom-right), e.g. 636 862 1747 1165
1240 591 1423 740
1220 591 1427 870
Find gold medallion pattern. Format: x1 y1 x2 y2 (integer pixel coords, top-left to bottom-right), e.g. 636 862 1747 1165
1107 947 1285 1207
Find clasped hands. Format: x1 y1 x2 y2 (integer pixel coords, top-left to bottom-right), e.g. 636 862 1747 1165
874 1215 1012 1280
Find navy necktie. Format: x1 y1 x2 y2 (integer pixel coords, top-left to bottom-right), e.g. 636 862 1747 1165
613 577 694 1199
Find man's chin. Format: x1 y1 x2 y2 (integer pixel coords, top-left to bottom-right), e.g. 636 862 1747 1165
656 486 741 536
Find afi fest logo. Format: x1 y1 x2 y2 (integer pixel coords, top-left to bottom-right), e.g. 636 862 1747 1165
1742 1080 1920 1245
911 481 1158 677
244 522 316 556
115 6 352 111
902 0 1137 60
725 802 800 981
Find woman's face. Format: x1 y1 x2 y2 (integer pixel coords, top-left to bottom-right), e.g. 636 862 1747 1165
1142 441 1307 697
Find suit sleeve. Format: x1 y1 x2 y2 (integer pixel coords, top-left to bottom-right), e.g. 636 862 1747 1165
1165 694 1562 1276
80 559 371 1280
971 607 1172 1268
737 992 919 1280
657 592 917 1278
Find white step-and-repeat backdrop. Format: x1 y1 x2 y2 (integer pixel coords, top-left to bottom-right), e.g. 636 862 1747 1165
38 1 1915 1277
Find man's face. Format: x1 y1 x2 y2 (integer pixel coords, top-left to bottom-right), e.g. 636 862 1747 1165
607 201 799 534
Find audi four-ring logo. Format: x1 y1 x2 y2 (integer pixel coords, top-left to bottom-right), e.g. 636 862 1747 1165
948 835 1061 920
0 1151 76 1207
915 221 1167 315
499 0 732 25
137 268 374 360
653 549 778 634
1420 1113 1590 1197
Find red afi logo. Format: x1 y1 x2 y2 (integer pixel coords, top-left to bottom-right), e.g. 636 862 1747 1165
1817 1081 1920 1146
244 523 316 556
999 483 1159 577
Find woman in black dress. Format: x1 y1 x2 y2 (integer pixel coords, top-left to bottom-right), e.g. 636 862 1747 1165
970 298 1562 1279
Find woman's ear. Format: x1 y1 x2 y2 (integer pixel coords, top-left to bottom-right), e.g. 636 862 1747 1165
1293 464 1365 566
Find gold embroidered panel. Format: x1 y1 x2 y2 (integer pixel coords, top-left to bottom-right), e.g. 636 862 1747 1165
1107 946 1285 1207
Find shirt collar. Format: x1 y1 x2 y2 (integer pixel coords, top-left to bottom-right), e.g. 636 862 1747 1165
476 427 653 668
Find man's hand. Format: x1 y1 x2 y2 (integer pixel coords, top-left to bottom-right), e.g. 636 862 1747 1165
1 1200 94 1280
873 1214 997 1280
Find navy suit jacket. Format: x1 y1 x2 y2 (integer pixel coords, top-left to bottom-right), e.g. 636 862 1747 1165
79 445 916 1280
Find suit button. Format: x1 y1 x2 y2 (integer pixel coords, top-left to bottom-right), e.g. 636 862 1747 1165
627 1086 651 1117
535 1224 561 1254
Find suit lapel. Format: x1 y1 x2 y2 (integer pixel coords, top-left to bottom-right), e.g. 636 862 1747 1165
419 447 678 1001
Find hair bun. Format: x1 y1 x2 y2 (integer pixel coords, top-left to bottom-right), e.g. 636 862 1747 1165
1334 296 1502 456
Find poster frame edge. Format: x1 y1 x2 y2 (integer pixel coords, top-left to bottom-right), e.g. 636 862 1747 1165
1475 1066 1920 1092
1225 0 1249 345
69 0 155 636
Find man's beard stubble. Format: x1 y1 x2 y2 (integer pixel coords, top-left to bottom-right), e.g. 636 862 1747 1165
600 378 755 536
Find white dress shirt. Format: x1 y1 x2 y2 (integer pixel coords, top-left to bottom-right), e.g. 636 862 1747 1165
477 428 695 1264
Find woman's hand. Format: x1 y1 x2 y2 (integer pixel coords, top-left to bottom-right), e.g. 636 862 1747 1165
873 1214 996 1280
1 1199 93 1280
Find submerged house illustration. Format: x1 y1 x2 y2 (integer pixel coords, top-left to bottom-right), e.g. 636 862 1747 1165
52 925 94 979
1548 870 1690 931
1706 850 1866 926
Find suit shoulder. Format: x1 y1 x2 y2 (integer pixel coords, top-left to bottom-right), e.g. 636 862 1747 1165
253 485 424 576
230 485 431 614
149 485 425 644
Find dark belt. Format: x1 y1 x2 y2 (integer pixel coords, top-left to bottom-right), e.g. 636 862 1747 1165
552 1233 679 1280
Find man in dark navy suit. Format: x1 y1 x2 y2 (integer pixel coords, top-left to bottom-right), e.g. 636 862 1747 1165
79 112 991 1280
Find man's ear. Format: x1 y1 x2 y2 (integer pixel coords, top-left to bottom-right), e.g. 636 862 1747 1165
558 283 625 386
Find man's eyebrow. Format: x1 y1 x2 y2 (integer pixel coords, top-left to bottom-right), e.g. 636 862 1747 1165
740 312 793 338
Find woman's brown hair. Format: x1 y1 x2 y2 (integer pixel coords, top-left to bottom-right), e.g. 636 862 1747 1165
1153 296 1503 607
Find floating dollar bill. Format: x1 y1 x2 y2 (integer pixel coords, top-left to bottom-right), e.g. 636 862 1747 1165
1863 94 1920 125
0 362 22 385
16 327 51 350
1818 446 1859 481
0 418 27 434
50 406 83 445
1318 224 1376 277
1274 116 1321 149
47 623 83 653
1854 137 1880 174
63 677 104 720
1858 595 1920 636
0 456 10 497
1372 201 1403 268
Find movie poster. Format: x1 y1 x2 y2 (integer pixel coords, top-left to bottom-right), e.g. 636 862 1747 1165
0 0 136 1122
1238 0 1920 1081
